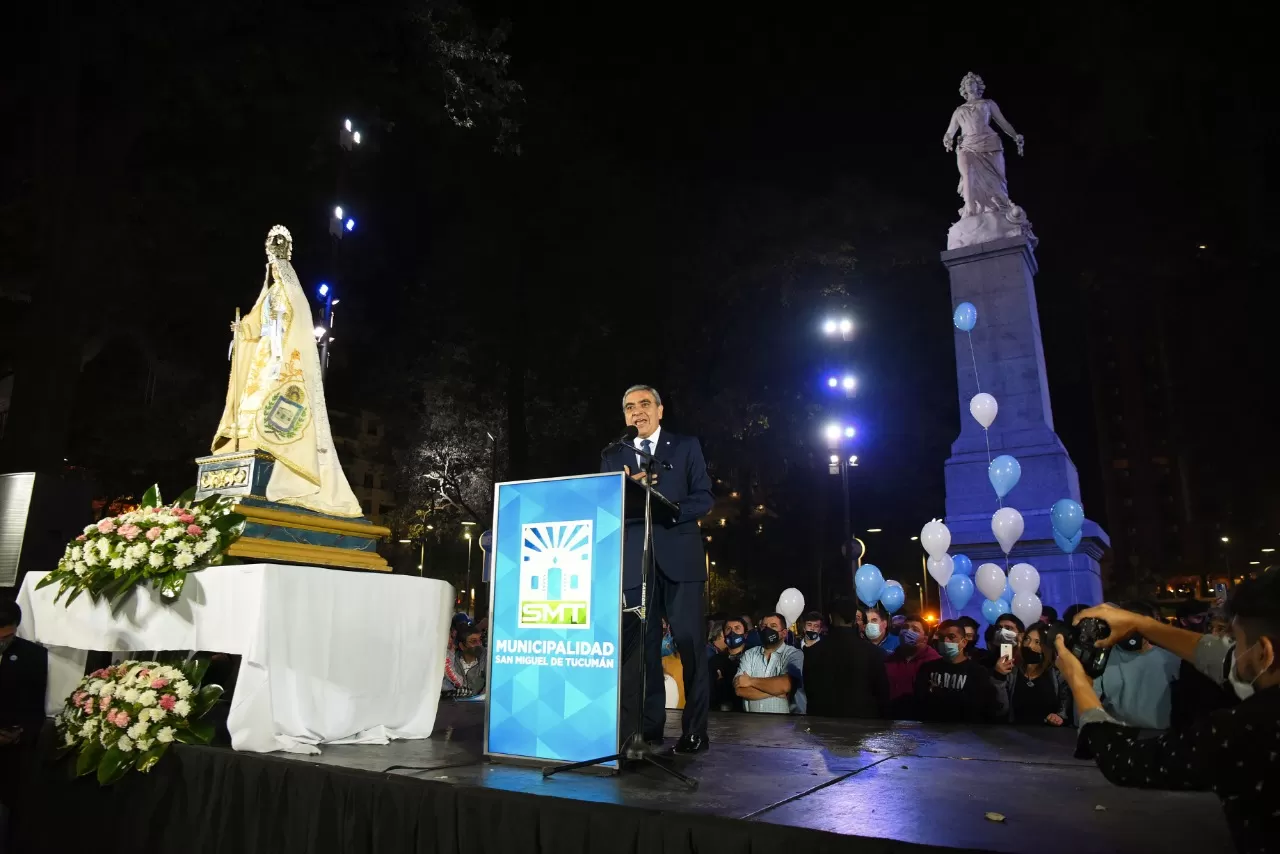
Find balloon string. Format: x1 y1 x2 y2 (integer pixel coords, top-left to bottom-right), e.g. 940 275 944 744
967 330 982 394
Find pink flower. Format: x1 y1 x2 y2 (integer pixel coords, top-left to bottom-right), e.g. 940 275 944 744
99 697 111 712
90 668 109 678
187 524 203 537
178 514 195 526
118 524 141 541
83 699 95 713
158 695 176 711
146 527 162 541
97 518 117 534
76 535 87 542
150 677 169 689
114 711 130 729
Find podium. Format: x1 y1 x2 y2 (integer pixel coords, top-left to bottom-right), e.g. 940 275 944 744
484 472 625 767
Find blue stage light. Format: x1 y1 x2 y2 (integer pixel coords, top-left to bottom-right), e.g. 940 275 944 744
345 218 356 232
318 283 329 297
827 376 838 388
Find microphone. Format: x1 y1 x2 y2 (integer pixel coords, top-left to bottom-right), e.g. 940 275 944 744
601 425 640 457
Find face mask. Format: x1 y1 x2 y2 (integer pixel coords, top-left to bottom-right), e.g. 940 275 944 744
942 642 962 660
725 632 745 650
1021 648 1043 665
804 631 821 642
758 627 781 647
661 635 675 656
900 629 920 647
865 623 883 641
1228 642 1265 701
997 628 1017 643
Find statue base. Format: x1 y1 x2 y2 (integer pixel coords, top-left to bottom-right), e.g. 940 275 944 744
195 452 391 572
947 208 1038 251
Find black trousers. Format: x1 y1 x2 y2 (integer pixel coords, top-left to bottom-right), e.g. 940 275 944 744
621 568 708 740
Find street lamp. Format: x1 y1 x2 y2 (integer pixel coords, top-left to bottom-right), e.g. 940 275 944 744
340 119 361 151
330 206 351 238
462 521 477 613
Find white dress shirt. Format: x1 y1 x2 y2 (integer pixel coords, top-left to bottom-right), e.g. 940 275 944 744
633 425 662 472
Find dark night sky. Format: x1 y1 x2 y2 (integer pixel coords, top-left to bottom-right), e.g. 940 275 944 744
3 3 1277 593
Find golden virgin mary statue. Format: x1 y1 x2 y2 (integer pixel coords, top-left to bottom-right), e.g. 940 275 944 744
212 225 362 517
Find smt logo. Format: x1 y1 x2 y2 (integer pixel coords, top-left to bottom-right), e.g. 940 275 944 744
518 520 592 630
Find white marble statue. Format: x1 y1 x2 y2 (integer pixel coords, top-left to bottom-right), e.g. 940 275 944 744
943 72 1036 250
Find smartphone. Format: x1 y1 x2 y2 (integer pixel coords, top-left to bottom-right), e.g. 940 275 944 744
1000 643 1013 661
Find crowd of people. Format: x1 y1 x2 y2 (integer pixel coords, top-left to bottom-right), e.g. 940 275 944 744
666 595 1241 732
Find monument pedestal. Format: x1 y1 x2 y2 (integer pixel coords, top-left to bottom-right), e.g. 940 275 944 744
941 237 1106 620
196 451 391 571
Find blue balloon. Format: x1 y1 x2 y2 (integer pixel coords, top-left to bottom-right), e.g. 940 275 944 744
1002 581 1015 604
880 584 905 614
953 302 978 332
982 597 1011 624
854 564 886 606
1051 498 1084 539
951 553 973 577
988 455 1022 499
1054 529 1083 554
946 575 975 611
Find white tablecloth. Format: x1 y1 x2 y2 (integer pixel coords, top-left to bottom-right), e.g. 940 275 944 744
17 564 452 754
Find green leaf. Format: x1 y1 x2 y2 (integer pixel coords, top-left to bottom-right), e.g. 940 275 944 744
158 572 186 601
175 720 215 744
141 484 162 509
174 486 197 507
75 740 104 778
97 746 134 785
183 656 212 688
35 572 60 590
190 683 225 719
213 512 246 535
134 742 169 773
64 585 86 607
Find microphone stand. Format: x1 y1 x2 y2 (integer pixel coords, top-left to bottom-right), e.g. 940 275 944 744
543 438 696 789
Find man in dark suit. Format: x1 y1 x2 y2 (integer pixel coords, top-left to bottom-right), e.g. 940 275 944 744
0 600 48 809
804 596 890 719
601 385 714 754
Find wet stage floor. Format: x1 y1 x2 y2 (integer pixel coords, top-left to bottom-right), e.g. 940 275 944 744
270 704 1230 853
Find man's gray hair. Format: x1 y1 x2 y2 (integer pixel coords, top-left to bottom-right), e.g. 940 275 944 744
621 384 662 411
707 619 726 644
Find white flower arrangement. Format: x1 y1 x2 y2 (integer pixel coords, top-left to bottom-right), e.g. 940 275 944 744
55 659 223 784
38 485 245 612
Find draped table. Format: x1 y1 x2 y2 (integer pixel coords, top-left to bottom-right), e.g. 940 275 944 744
17 564 452 754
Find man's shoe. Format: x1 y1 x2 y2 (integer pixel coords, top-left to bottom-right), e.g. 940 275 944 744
673 733 709 755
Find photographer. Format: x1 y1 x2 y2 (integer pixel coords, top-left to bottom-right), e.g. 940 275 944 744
1054 570 1279 853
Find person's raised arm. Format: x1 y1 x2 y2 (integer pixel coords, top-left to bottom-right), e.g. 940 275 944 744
1073 604 1203 664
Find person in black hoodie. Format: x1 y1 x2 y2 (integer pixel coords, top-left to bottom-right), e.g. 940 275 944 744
914 619 1008 723
803 596 890 718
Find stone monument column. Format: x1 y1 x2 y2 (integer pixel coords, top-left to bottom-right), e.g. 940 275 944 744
939 73 1107 620
942 238 1107 617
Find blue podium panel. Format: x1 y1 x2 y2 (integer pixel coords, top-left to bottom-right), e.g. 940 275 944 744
484 472 624 766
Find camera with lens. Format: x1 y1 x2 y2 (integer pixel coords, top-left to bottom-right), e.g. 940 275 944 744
1044 617 1112 679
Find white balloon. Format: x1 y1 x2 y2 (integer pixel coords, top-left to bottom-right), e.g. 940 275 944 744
884 579 904 590
969 393 998 429
919 519 951 558
976 563 1007 602
991 507 1025 555
1008 562 1040 595
927 554 954 587
776 587 805 627
1011 592 1043 627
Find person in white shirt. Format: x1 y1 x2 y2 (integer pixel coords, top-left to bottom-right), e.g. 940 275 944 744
734 613 802 713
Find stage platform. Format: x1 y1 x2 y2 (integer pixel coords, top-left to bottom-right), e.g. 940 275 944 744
11 704 1230 854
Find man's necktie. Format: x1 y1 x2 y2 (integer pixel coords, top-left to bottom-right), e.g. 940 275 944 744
640 439 652 471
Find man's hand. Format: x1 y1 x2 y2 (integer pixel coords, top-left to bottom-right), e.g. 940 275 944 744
621 465 657 487
1072 604 1155 649
1054 635 1088 684
994 655 1014 676
733 673 753 690
1045 713 1065 727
